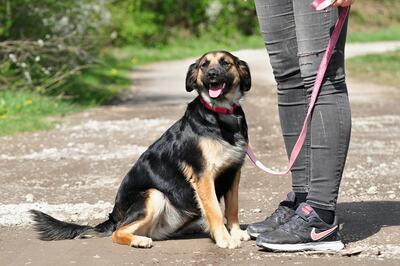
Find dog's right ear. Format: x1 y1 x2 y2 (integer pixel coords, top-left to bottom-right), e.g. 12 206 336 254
185 61 198 92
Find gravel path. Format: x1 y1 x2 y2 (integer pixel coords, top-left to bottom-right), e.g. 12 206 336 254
1 42 400 265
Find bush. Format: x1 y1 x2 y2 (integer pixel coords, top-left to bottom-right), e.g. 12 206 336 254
0 0 259 101
109 0 258 46
0 0 111 93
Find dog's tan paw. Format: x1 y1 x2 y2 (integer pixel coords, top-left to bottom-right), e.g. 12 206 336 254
215 235 241 249
231 228 251 242
130 236 153 248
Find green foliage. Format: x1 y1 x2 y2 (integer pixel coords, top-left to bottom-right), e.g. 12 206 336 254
109 0 257 46
0 0 258 100
0 0 111 94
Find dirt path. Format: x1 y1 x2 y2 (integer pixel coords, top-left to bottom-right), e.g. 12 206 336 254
1 42 400 265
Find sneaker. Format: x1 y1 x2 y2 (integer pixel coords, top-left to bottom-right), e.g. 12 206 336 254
256 203 344 252
246 192 296 239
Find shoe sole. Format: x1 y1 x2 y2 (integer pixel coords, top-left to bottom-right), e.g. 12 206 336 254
257 240 344 252
247 231 259 239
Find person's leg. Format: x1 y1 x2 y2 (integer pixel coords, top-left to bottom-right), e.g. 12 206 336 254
253 0 311 196
247 0 309 238
293 0 352 221
255 2 351 252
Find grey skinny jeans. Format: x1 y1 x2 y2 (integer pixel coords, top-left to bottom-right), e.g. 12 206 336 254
255 0 352 211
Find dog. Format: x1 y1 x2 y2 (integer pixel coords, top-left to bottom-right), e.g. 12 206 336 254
30 51 252 249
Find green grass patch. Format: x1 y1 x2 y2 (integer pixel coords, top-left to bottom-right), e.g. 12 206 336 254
347 50 400 89
0 90 81 136
348 26 400 43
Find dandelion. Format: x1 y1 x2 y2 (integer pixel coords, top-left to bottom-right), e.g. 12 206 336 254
35 56 41 62
20 62 27 68
131 57 138 65
8 54 17 63
110 68 118 76
25 99 33 105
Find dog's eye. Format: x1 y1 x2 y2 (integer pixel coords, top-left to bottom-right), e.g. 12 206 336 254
201 61 209 68
220 59 230 67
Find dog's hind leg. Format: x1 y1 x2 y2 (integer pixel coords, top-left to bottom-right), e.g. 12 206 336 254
111 189 166 248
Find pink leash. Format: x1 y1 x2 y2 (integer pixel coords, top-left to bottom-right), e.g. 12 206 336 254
246 1 350 176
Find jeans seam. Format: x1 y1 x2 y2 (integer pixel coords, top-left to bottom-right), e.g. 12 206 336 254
335 94 346 205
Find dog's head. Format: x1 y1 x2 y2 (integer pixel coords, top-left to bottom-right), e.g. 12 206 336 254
185 51 251 107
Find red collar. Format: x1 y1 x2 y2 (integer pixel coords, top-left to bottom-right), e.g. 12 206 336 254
199 97 238 114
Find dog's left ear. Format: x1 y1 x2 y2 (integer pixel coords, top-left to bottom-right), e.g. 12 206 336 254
185 61 199 92
236 59 251 91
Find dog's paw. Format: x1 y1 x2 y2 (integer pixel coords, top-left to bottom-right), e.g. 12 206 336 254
130 236 153 248
231 228 251 242
215 235 241 249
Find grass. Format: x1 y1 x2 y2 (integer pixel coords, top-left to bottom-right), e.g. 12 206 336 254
347 49 400 89
0 90 81 136
348 26 400 43
0 34 264 136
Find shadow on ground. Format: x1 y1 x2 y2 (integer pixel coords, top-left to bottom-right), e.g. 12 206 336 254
337 201 400 243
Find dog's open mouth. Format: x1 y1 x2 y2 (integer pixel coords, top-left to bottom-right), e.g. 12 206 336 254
209 83 226 98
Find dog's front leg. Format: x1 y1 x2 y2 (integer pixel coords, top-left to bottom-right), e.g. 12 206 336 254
194 172 240 249
224 170 250 242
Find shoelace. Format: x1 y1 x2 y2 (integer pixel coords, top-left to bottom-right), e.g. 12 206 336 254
267 205 291 222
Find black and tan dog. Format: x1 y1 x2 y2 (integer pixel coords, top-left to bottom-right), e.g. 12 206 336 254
30 51 251 249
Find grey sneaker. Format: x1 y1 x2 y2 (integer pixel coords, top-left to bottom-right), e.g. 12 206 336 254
246 192 296 239
256 203 344 252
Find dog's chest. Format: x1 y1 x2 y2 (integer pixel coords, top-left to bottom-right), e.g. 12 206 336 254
198 137 246 171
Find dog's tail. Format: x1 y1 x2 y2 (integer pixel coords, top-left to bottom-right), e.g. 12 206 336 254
29 209 117 241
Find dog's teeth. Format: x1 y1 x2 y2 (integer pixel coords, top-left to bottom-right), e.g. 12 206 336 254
223 83 226 88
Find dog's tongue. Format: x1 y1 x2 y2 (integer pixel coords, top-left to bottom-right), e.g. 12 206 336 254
209 84 224 98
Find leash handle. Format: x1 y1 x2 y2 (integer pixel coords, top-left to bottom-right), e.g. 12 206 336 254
246 4 350 176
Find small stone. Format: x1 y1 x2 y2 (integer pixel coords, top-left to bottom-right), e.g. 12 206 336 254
367 186 377 194
340 246 365 257
252 208 262 213
388 194 396 199
93 255 100 259
25 194 34 202
239 208 244 213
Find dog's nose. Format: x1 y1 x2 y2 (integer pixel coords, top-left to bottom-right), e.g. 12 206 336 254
207 69 219 79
